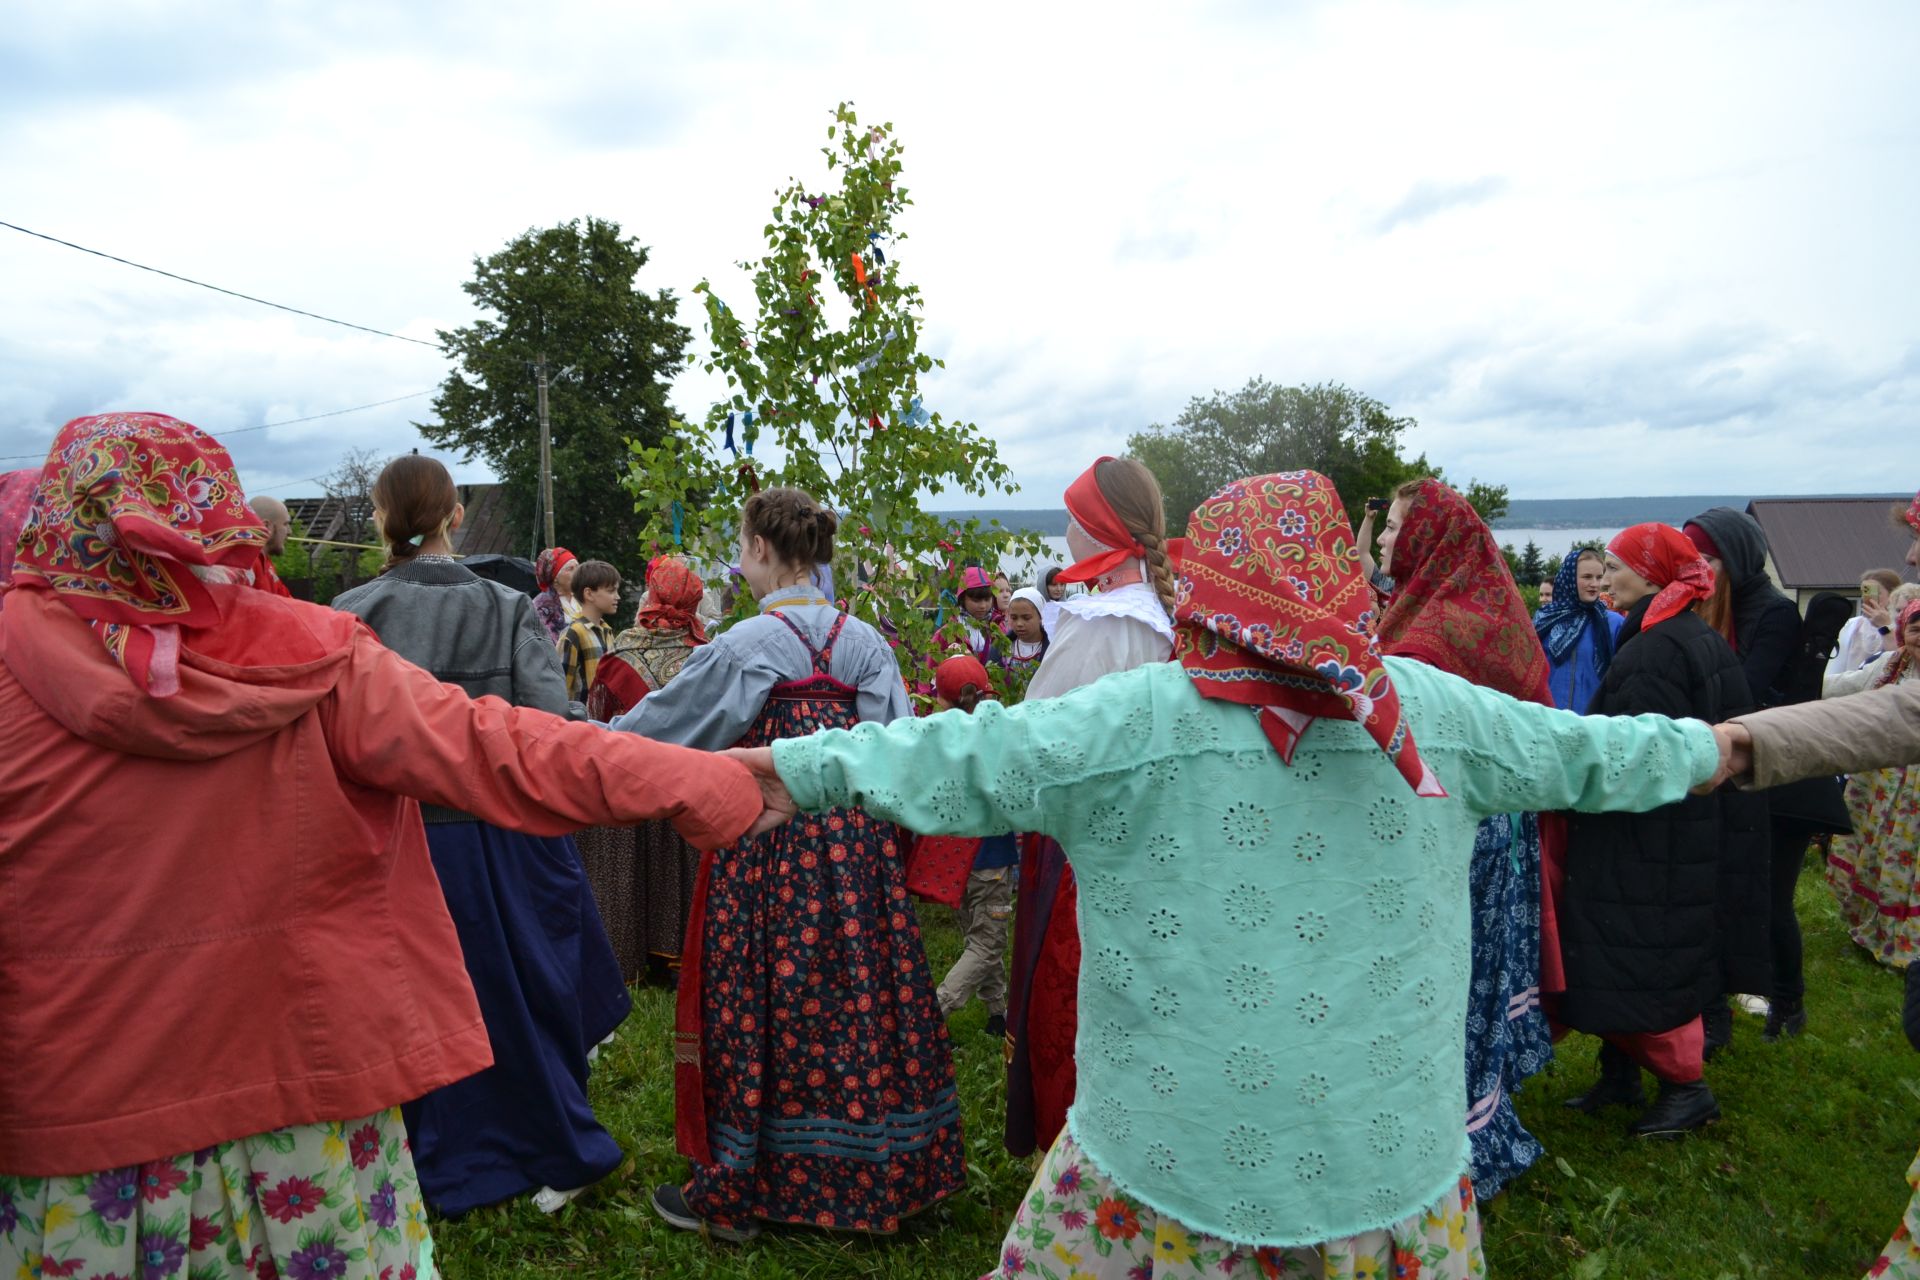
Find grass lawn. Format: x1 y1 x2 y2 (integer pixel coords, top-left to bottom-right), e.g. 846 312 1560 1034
433 873 1917 1279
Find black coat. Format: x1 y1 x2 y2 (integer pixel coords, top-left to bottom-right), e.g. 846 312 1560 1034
1557 598 1772 1035
1688 507 1850 833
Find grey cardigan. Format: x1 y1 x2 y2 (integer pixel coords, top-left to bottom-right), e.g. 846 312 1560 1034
334 557 572 822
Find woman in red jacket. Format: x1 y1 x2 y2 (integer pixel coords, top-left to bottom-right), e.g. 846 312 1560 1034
0 413 764 1280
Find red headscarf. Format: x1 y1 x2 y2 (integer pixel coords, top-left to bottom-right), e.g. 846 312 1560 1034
10 413 270 696
1905 490 1920 537
634 556 708 643
1607 522 1717 631
1055 457 1146 585
1171 471 1444 797
934 653 993 705
0 467 42 612
535 546 577 591
1374 479 1552 706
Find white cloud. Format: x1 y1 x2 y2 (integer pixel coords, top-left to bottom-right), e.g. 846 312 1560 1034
2 0 1915 512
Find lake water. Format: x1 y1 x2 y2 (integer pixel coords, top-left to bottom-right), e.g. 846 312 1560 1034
1003 528 1632 583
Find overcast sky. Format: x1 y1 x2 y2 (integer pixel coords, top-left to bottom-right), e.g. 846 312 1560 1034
3 1 1915 514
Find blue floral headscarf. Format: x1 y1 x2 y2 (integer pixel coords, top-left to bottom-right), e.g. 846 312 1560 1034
1533 549 1614 670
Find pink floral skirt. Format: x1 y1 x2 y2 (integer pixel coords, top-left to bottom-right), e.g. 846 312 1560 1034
986 1131 1483 1279
1 1107 430 1280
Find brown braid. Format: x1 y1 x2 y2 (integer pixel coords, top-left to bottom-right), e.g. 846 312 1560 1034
1138 529 1179 617
1092 457 1177 617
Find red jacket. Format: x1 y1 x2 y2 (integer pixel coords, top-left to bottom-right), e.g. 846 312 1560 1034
0 587 761 1176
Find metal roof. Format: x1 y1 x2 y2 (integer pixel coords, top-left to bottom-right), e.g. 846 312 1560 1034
1745 496 1918 591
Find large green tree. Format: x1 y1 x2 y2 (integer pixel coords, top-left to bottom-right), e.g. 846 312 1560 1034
422 218 690 569
1126 378 1508 531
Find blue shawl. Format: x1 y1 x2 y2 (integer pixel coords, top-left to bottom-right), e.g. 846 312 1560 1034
1534 550 1615 669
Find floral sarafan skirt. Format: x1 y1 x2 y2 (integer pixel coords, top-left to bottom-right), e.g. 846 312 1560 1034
985 1132 1483 1280
1863 1145 1920 1279
0 1107 430 1280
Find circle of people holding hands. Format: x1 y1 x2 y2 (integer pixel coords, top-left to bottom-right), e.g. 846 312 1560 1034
2 411 1919 1280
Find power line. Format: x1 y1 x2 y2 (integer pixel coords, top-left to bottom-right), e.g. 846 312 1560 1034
222 391 432 437
0 219 447 350
0 390 436 463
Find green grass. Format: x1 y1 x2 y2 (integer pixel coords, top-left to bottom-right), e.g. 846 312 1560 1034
432 880 1918 1279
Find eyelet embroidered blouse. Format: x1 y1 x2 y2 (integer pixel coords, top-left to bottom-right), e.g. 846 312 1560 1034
771 657 1718 1248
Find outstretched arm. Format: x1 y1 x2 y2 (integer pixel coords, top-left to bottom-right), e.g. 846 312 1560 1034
1386 658 1723 817
1725 679 1920 789
766 700 1064 841
322 631 763 849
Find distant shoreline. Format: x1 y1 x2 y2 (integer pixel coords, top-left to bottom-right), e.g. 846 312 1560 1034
935 492 1912 537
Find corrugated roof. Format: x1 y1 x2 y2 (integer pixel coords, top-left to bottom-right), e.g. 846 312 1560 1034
1746 497 1918 590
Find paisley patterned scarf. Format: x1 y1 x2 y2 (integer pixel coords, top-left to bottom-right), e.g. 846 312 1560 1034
1171 470 1444 797
10 413 268 696
1375 478 1552 706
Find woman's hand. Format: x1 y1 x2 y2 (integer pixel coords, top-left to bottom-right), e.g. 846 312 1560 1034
1864 591 1892 630
722 747 797 835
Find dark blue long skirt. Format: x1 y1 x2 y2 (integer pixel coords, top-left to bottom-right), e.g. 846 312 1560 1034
403 821 631 1216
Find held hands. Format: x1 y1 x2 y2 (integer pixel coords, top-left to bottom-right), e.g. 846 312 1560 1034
723 746 798 836
1696 722 1753 793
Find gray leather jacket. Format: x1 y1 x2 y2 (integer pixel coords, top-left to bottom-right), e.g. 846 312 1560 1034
334 557 572 823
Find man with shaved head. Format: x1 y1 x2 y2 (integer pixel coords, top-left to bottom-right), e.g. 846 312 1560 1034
249 494 296 598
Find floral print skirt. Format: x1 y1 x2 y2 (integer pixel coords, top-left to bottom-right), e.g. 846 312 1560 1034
986 1131 1483 1279
1825 763 1920 968
1464 812 1552 1200
0 1107 430 1280
1864 1145 1920 1278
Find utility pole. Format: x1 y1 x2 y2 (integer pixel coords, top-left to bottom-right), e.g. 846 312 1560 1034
534 353 556 549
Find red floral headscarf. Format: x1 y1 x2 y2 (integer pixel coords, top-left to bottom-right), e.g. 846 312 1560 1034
0 467 41 611
1171 471 1444 797
1374 479 1552 706
1904 490 1920 537
10 413 268 695
635 556 708 644
1607 522 1717 631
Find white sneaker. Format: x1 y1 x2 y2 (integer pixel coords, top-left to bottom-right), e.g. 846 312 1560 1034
532 1184 586 1214
1733 993 1770 1017
587 1030 617 1065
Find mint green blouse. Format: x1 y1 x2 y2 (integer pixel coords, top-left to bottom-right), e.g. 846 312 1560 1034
771 657 1718 1248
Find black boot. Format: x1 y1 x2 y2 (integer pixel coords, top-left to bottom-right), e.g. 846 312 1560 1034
1629 1079 1720 1137
1702 1000 1733 1061
1563 1043 1646 1114
1762 996 1806 1043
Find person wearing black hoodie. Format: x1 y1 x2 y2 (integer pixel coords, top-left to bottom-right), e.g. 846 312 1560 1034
1684 507 1852 1046
1558 524 1770 1137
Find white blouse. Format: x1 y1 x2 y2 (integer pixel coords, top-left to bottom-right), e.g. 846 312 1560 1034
1023 582 1175 703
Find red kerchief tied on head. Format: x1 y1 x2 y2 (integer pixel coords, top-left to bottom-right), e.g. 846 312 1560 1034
1608 523 1716 630
9 412 269 696
1905 490 1920 536
535 546 577 592
1171 470 1444 798
1055 456 1146 585
934 653 992 705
